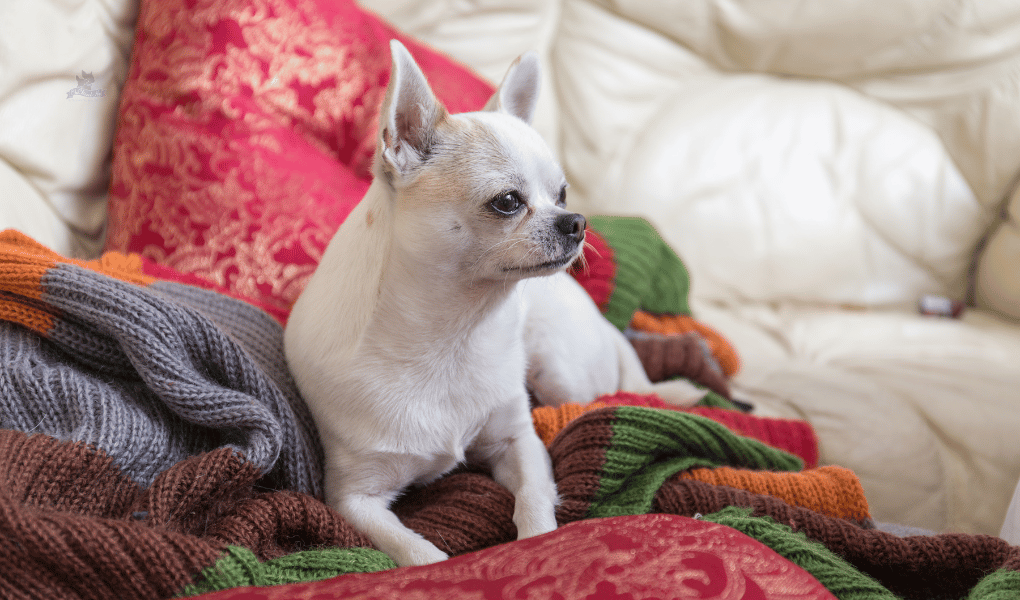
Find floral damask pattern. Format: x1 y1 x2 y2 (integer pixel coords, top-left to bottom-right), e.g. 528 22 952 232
106 0 495 314
196 514 838 599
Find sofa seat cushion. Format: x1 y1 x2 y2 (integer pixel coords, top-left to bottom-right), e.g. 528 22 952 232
694 299 1020 534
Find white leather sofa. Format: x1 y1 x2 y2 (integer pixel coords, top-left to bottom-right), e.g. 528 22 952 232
4 0 1020 536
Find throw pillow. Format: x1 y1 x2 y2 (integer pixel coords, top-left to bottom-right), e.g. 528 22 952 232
105 0 495 315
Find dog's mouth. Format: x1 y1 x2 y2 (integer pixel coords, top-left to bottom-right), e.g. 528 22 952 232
504 253 579 275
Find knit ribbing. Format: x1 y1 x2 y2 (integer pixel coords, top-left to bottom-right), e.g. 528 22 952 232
0 230 154 307
585 216 691 329
0 430 373 600
552 406 802 519
543 393 819 467
550 406 616 523
630 311 741 378
967 569 1020 600
5 406 1017 600
679 465 870 522
686 404 819 469
532 402 599 446
653 478 1020 600
8 230 1020 600
627 329 731 397
566 218 740 387
0 233 324 497
394 469 518 555
181 546 396 596
0 430 225 600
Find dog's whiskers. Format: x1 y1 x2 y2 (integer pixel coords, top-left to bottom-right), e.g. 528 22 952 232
470 232 531 278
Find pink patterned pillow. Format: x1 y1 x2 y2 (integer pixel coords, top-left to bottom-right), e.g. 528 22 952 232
189 514 838 600
106 0 495 316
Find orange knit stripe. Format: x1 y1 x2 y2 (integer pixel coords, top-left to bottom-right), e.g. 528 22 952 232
679 465 870 521
629 311 741 377
0 230 156 334
0 230 155 287
87 251 155 286
532 402 608 447
0 296 54 335
0 231 60 332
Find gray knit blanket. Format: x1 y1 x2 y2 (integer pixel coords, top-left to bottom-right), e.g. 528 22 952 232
0 232 324 497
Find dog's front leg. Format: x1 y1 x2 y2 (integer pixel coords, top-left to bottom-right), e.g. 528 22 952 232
327 453 450 567
475 403 559 540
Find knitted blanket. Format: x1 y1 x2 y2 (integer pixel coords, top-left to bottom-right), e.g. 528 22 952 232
0 231 324 498
3 229 1020 600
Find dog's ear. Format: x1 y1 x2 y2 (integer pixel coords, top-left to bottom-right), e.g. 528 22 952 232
379 40 446 178
484 52 540 125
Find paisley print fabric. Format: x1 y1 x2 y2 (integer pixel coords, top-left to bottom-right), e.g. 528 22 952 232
192 514 839 600
105 0 495 314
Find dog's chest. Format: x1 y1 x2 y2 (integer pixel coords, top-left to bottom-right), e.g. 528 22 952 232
355 311 528 459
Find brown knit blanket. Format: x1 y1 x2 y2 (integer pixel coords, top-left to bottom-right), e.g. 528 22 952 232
5 416 1020 600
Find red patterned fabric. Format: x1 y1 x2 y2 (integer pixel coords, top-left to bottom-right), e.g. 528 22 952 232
105 0 495 315
191 514 838 599
137 254 291 324
569 227 616 311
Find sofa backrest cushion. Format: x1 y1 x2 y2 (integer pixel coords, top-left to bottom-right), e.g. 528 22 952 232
369 0 1020 312
0 0 137 258
976 187 1020 321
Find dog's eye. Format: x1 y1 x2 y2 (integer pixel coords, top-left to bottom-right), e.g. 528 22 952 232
557 186 567 208
490 191 523 215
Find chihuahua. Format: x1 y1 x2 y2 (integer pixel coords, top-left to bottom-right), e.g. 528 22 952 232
284 40 704 567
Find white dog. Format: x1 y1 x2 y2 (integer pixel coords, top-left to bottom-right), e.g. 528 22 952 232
284 40 704 567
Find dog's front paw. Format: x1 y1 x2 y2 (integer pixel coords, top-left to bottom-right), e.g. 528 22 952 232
391 538 449 567
515 516 558 540
513 502 558 540
649 378 709 407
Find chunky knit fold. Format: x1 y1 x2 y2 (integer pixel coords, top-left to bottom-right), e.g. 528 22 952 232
549 405 803 519
679 465 870 522
0 231 323 497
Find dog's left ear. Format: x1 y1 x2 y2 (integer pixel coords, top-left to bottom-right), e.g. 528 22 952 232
379 40 447 179
484 52 540 125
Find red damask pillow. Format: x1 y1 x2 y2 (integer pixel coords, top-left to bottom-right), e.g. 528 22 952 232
105 0 495 316
192 514 838 599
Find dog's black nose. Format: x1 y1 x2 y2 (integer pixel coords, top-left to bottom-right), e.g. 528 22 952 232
556 213 586 242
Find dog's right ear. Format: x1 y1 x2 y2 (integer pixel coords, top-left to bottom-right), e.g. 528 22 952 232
484 52 540 125
378 40 447 180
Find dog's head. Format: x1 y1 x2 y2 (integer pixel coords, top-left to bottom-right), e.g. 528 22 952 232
375 41 585 285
